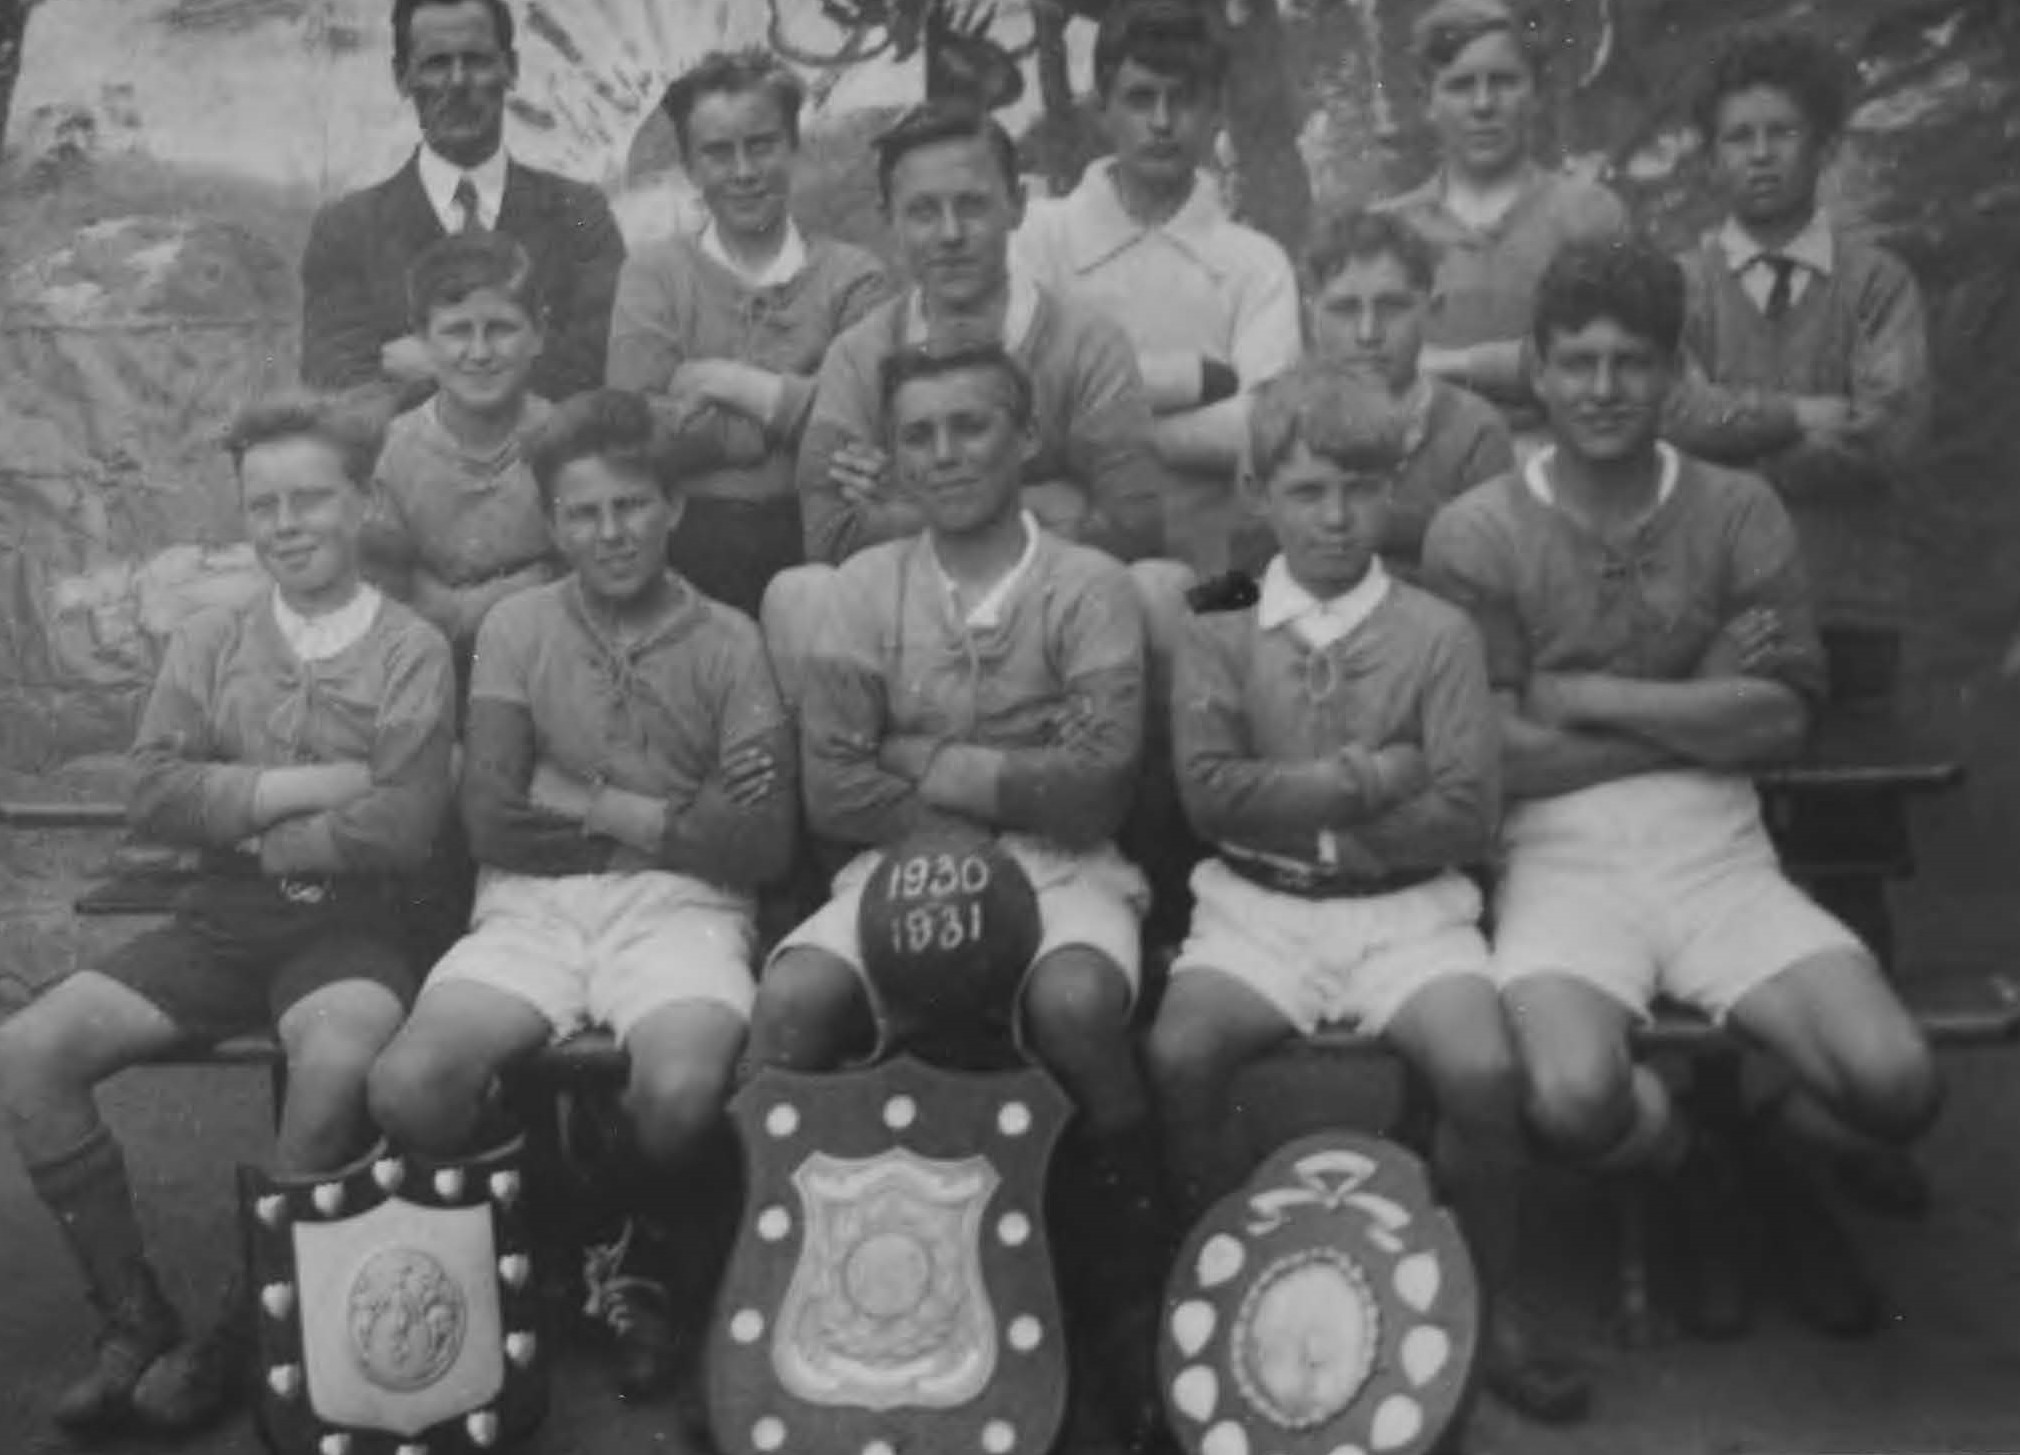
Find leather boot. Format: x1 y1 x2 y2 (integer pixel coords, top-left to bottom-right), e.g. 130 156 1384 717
28 1126 182 1432
130 1271 255 1433
51 1263 182 1432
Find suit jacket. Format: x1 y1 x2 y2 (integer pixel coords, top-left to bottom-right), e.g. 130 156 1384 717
299 153 626 403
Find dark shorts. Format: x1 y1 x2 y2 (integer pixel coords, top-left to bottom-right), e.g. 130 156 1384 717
666 495 804 620
97 875 417 1045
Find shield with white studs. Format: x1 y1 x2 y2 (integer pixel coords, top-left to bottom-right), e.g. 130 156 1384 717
1161 1132 1480 1455
708 1056 1071 1455
239 1137 546 1454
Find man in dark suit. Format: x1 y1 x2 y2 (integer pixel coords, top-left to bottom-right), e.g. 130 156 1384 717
300 0 625 403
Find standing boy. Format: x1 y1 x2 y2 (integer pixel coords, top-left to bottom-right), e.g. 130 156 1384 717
368 390 796 1399
1664 28 1930 707
607 49 894 617
1150 362 1584 1424
1423 238 1939 1338
791 101 1166 567
752 345 1167 1443
365 232 558 670
1302 206 1515 572
0 396 456 1436
1013 0 1301 576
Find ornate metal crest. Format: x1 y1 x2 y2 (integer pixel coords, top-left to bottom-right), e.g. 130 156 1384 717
709 1055 1071 1455
1161 1132 1480 1455
239 1137 545 1455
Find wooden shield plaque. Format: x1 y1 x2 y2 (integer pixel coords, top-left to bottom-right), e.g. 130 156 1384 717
708 1055 1071 1455
239 1137 546 1455
1160 1133 1480 1455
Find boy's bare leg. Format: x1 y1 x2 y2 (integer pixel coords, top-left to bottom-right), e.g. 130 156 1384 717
367 980 554 1156
747 947 877 1073
0 972 188 1429
1388 975 1590 1424
1146 967 1298 1222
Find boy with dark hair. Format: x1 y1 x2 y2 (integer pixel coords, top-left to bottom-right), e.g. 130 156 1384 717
1151 360 1586 1422
302 0 623 401
1302 205 1515 570
1665 27 1930 707
1013 0 1301 576
607 47 894 618
790 100 1166 568
0 394 456 1436
753 343 1168 1443
366 231 558 663
1376 0 1626 425
368 389 796 1400
1423 237 1939 1337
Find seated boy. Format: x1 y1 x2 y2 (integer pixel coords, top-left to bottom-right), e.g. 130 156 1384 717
1663 28 1929 710
0 395 455 1435
368 390 796 1399
1300 206 1514 573
1423 237 1939 1336
364 232 559 674
1150 362 1584 1424
750 345 1167 1441
1012 0 1301 576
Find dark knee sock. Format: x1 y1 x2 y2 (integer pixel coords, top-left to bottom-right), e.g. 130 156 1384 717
28 1124 157 1310
1052 1121 1174 1318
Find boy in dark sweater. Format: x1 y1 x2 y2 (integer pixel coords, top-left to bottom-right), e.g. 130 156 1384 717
0 395 456 1436
1663 27 1930 704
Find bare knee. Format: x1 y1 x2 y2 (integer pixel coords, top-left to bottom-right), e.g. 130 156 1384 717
1839 1032 1942 1145
1147 991 1247 1102
1524 1048 1636 1160
750 951 869 1071
0 998 107 1118
1021 949 1132 1062
625 1059 734 1165
368 1036 491 1153
1420 1038 1526 1138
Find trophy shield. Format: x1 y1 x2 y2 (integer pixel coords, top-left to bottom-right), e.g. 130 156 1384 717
239 1137 546 1454
1160 1131 1481 1455
708 1055 1072 1455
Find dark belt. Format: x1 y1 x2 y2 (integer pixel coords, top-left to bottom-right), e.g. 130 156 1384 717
196 853 385 908
1217 848 1440 901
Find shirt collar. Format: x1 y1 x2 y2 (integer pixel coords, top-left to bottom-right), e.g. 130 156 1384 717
699 216 809 287
1718 210 1834 277
905 267 1041 351
1523 441 1680 509
1257 554 1391 648
930 512 1041 629
272 584 381 663
1398 376 1436 458
417 143 509 232
1062 160 1227 273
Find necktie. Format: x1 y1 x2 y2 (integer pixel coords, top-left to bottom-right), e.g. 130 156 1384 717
1762 253 1799 319
452 176 482 234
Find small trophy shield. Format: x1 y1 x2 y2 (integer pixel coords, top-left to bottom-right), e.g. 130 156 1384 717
239 1137 546 1454
708 1058 1072 1455
1161 1132 1480 1455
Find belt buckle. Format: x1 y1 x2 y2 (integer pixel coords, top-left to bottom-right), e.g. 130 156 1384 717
277 876 328 906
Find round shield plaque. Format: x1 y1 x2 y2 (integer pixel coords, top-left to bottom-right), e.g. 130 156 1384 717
1161 1132 1480 1455
347 1247 468 1393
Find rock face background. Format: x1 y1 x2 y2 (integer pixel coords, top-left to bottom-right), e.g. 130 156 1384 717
2 0 2018 992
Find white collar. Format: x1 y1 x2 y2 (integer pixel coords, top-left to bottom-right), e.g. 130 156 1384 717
1718 210 1834 278
272 584 381 663
905 267 1041 351
416 144 510 232
1062 160 1227 272
1524 441 1680 509
699 217 809 287
1257 554 1390 650
930 512 1040 629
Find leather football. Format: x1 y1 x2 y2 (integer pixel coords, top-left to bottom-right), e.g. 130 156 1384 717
857 826 1042 1070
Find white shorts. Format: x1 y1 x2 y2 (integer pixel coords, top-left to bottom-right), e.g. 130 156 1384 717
1172 859 1491 1035
1492 771 1863 1023
770 834 1149 998
426 867 756 1042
